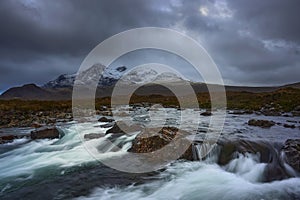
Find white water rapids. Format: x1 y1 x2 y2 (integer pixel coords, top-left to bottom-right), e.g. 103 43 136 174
0 108 299 199
77 154 300 200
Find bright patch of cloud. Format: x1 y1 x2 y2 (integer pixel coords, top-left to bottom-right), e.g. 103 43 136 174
199 6 209 16
263 39 300 52
199 0 233 19
214 0 233 19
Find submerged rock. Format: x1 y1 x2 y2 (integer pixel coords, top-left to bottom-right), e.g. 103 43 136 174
100 123 114 128
229 110 253 115
283 124 296 129
282 139 300 172
200 111 212 116
248 119 275 128
0 134 28 144
0 135 17 144
84 133 104 140
98 117 114 123
106 122 143 135
30 127 62 140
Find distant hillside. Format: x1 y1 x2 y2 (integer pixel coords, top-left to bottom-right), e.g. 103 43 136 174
1 81 300 100
0 63 299 100
0 84 73 100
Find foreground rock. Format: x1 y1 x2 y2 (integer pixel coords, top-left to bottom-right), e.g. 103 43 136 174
31 127 62 140
282 139 300 172
248 119 275 128
129 127 194 161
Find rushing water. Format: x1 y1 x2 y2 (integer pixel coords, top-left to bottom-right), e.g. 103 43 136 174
0 108 300 199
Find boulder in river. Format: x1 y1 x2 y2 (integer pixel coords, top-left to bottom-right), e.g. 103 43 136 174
282 139 300 172
98 117 114 123
0 134 28 144
0 135 17 144
229 110 253 115
248 119 275 128
129 127 194 161
84 133 104 140
106 122 143 135
283 124 296 129
200 111 212 116
31 127 62 140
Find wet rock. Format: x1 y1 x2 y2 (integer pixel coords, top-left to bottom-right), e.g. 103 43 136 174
200 111 212 116
84 133 104 140
98 117 114 123
248 119 275 128
282 139 300 172
0 135 17 144
31 127 62 140
129 127 193 161
283 124 296 129
292 111 300 117
287 120 297 124
282 113 293 117
0 135 28 144
100 123 114 128
260 110 281 116
106 122 143 135
229 110 253 115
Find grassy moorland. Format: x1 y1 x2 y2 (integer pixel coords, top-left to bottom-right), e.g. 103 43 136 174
0 87 300 128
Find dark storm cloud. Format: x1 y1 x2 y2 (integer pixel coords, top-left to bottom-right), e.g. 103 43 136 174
0 0 299 92
174 0 300 85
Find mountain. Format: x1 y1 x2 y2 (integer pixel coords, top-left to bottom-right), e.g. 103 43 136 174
0 84 53 100
43 64 183 88
117 68 185 85
43 64 127 88
1 62 299 100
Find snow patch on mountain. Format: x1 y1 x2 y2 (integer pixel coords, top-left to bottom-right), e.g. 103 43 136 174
43 64 127 88
43 63 187 88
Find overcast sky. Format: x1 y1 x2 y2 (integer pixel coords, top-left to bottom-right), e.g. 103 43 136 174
0 0 299 92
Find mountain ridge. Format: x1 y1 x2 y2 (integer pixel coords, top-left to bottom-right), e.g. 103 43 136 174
1 64 299 100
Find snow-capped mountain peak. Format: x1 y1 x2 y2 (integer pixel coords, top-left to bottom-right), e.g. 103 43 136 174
43 63 188 88
43 64 127 88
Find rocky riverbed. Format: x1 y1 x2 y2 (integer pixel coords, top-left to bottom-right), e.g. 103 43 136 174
0 106 300 199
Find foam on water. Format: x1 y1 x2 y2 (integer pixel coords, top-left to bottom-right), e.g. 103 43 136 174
0 122 134 182
76 155 300 200
0 109 300 199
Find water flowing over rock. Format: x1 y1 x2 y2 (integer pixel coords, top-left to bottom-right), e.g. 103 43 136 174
106 122 143 135
282 139 300 172
248 119 275 128
98 117 114 123
200 111 212 116
0 135 20 144
283 124 296 129
129 127 194 161
30 127 62 140
84 133 104 140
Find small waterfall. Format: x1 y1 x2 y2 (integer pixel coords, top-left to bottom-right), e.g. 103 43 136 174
279 151 299 177
192 143 221 163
